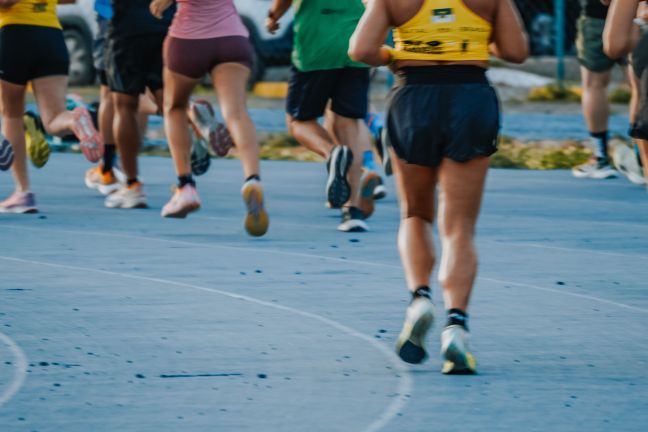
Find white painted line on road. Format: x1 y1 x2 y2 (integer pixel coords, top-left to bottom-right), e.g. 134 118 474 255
0 255 413 432
0 331 28 408
2 224 647 315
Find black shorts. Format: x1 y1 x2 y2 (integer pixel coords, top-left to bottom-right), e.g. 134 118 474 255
630 32 648 140
0 24 69 85
286 66 369 120
385 66 499 168
93 16 109 85
105 33 165 95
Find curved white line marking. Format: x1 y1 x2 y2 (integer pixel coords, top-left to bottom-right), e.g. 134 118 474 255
0 255 412 432
0 331 28 408
1 223 646 313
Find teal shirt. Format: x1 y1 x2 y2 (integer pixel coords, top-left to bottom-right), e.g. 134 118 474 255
292 0 369 72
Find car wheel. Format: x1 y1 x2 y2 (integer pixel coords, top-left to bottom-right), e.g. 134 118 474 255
248 49 266 89
63 27 94 86
530 13 556 56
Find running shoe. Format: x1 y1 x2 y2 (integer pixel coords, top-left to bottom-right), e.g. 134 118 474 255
572 158 617 179
360 169 380 218
242 179 269 237
373 175 387 200
326 145 353 208
395 296 435 364
189 99 233 157
0 191 37 214
190 129 211 176
24 111 49 168
85 166 121 195
104 182 148 209
613 143 645 185
0 134 14 171
161 184 201 218
71 106 104 163
441 325 477 375
338 206 369 232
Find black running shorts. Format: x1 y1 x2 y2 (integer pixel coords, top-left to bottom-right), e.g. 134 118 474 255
286 66 369 120
630 32 648 140
385 66 499 168
93 16 109 85
0 24 69 85
105 32 165 95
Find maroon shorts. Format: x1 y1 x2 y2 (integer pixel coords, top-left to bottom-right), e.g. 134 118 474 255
163 35 254 79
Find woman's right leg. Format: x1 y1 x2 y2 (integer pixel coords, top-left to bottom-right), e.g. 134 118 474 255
212 63 259 179
0 80 28 191
163 67 199 177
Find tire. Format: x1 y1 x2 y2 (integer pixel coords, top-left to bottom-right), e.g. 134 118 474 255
63 27 94 86
248 48 266 89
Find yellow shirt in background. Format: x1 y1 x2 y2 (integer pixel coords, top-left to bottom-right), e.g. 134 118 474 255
0 0 61 29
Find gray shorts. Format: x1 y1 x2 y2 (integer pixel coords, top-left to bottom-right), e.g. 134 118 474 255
93 15 109 84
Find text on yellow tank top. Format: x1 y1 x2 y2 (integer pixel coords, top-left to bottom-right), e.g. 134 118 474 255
0 0 61 29
392 0 491 61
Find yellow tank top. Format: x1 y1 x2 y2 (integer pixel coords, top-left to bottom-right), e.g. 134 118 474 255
0 0 61 30
392 0 491 61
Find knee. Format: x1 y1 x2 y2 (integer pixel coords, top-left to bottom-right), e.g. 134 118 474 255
113 95 139 113
221 106 248 125
401 203 434 224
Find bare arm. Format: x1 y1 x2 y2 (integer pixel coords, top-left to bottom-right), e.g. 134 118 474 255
489 0 528 64
150 0 173 19
348 0 392 66
266 0 292 34
604 0 641 58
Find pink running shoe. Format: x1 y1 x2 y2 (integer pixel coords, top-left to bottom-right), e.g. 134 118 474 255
71 106 104 163
0 191 37 214
189 99 233 157
161 184 201 218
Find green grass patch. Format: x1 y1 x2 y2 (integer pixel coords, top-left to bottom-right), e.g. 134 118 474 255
491 138 592 169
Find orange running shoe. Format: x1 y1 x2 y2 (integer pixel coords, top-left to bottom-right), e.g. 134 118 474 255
85 166 120 195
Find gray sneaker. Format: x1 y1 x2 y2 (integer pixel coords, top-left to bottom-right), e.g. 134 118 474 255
572 158 617 179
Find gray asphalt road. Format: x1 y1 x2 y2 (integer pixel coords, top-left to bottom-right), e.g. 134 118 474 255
1 155 647 431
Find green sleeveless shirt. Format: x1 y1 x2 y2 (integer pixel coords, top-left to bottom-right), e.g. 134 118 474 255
292 0 368 71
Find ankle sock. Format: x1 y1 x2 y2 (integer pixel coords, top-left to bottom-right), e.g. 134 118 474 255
446 308 468 330
412 286 431 300
127 178 139 186
102 144 116 173
245 174 260 182
590 131 609 161
178 175 195 188
362 150 377 171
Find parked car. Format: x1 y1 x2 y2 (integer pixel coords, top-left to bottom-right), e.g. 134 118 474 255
57 0 293 86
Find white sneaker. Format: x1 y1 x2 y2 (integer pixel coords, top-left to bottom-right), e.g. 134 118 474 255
572 158 617 179
395 296 435 364
104 182 148 209
613 144 645 185
338 207 369 232
441 325 477 375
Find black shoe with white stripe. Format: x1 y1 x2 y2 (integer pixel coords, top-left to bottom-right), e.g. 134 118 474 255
338 206 368 232
0 134 14 171
326 145 353 208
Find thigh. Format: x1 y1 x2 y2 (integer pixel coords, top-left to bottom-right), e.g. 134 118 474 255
392 154 438 222
0 80 26 117
437 157 490 235
163 67 198 110
212 63 250 117
286 66 335 121
31 75 68 126
331 67 369 119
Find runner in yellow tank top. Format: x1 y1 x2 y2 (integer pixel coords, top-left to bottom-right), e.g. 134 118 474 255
350 0 528 375
0 0 61 29
391 0 491 61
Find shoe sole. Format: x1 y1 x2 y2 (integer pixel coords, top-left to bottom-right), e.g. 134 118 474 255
0 138 14 171
337 219 369 232
373 184 387 200
24 113 50 169
84 176 120 196
572 168 617 179
0 206 38 214
326 147 353 209
243 184 269 237
162 202 201 219
105 200 148 209
72 108 104 163
442 344 477 375
613 146 646 185
360 173 380 218
395 306 434 364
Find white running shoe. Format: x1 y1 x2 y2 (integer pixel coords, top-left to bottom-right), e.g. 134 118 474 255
338 207 369 232
104 182 148 209
395 296 435 364
613 144 645 185
441 325 477 375
572 158 617 179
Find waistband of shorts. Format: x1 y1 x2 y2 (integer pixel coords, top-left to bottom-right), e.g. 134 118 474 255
395 66 488 86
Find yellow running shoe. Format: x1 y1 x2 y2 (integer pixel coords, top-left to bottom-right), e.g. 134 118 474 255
242 179 269 237
24 111 49 168
441 325 477 375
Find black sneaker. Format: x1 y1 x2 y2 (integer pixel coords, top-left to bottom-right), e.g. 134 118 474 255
337 206 368 232
326 145 353 208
